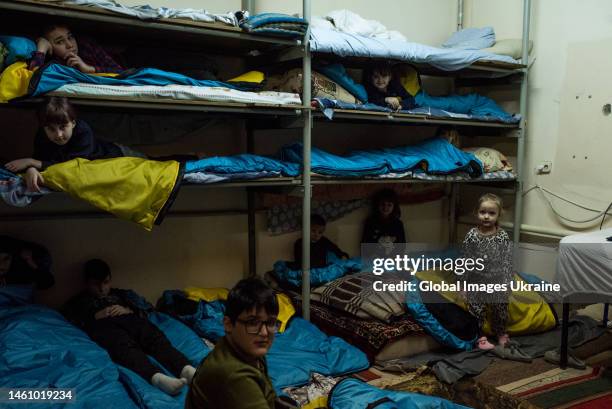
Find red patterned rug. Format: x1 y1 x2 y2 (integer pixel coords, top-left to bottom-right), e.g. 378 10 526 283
499 366 612 409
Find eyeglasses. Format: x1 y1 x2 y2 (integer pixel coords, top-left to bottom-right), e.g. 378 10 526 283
236 318 281 335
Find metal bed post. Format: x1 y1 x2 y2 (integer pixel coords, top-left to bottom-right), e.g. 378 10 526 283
246 122 257 277
301 0 312 321
513 0 530 246
457 0 464 31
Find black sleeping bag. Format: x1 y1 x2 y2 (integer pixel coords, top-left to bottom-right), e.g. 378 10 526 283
421 289 479 341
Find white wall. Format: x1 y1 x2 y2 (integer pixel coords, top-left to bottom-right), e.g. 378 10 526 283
465 0 612 234
255 0 456 45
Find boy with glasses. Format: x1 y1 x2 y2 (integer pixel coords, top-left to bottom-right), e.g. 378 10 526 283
185 277 281 409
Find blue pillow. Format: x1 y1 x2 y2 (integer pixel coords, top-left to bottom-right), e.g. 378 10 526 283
0 36 37 65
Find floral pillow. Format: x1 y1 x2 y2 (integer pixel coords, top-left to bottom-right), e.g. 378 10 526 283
464 147 513 173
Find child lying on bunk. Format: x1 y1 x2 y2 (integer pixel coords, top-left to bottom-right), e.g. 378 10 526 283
186 277 284 409
62 259 196 396
28 23 124 73
364 64 416 111
361 189 406 255
294 214 349 269
0 235 54 289
4 97 144 192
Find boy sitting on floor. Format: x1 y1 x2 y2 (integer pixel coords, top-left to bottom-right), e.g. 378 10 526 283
294 214 349 269
185 277 283 409
28 23 123 73
62 259 196 396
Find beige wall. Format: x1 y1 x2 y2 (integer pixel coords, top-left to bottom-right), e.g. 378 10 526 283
464 0 612 234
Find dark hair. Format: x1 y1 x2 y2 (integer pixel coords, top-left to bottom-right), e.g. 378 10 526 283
365 62 394 81
311 214 326 227
38 97 77 127
372 189 401 219
41 23 70 38
83 259 111 282
225 277 278 324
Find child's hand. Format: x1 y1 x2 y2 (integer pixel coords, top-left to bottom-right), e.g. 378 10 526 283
108 305 132 317
5 158 35 173
20 249 38 270
24 168 44 193
385 97 401 111
65 53 95 74
36 37 53 55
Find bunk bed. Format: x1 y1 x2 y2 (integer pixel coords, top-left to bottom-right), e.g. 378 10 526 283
0 0 532 365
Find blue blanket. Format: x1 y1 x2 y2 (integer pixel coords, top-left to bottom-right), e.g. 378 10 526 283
281 138 483 178
329 378 471 409
268 318 369 390
240 13 308 38
29 63 251 96
316 92 519 124
185 154 300 176
310 26 517 71
280 144 389 177
273 257 363 288
0 305 139 409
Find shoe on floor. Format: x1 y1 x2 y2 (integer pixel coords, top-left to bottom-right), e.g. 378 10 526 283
544 349 586 370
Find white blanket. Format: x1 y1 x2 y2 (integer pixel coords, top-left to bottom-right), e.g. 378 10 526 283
50 83 302 106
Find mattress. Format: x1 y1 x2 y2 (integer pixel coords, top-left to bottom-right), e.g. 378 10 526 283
49 83 302 106
555 228 612 303
309 27 520 71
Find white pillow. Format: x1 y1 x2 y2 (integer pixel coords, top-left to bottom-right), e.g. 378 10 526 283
464 147 513 172
482 39 534 59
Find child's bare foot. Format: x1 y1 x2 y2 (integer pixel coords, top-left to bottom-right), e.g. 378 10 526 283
476 336 495 350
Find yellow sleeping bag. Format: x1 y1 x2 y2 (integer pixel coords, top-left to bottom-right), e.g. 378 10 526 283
185 286 295 333
0 61 33 102
415 269 556 336
42 157 180 231
396 64 421 97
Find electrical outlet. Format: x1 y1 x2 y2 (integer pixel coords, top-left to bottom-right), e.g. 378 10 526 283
536 161 552 174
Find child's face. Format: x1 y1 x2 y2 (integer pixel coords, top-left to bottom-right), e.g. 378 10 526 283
224 307 277 361
44 121 76 146
45 26 78 61
310 224 325 243
371 70 392 92
477 200 500 228
86 275 111 297
378 200 394 218
0 252 12 275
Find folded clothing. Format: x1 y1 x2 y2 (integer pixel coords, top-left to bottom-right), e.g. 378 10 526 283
240 13 308 38
442 27 496 50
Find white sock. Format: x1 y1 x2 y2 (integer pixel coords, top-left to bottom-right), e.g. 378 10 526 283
151 372 185 396
180 365 196 384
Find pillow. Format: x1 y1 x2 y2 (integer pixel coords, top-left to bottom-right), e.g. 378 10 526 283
264 68 358 104
0 36 37 65
464 147 513 172
482 39 534 59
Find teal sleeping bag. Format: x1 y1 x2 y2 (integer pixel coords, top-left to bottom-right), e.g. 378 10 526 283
329 378 472 409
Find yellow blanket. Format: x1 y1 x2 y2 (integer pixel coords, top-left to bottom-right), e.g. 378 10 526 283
0 62 32 102
42 157 180 231
416 269 556 336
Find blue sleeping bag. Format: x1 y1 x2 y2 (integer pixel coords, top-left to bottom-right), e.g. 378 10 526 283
415 91 517 123
158 290 226 342
185 154 300 176
329 378 472 409
273 257 363 288
280 144 389 177
351 137 483 177
268 318 369 391
0 304 139 409
29 63 252 96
